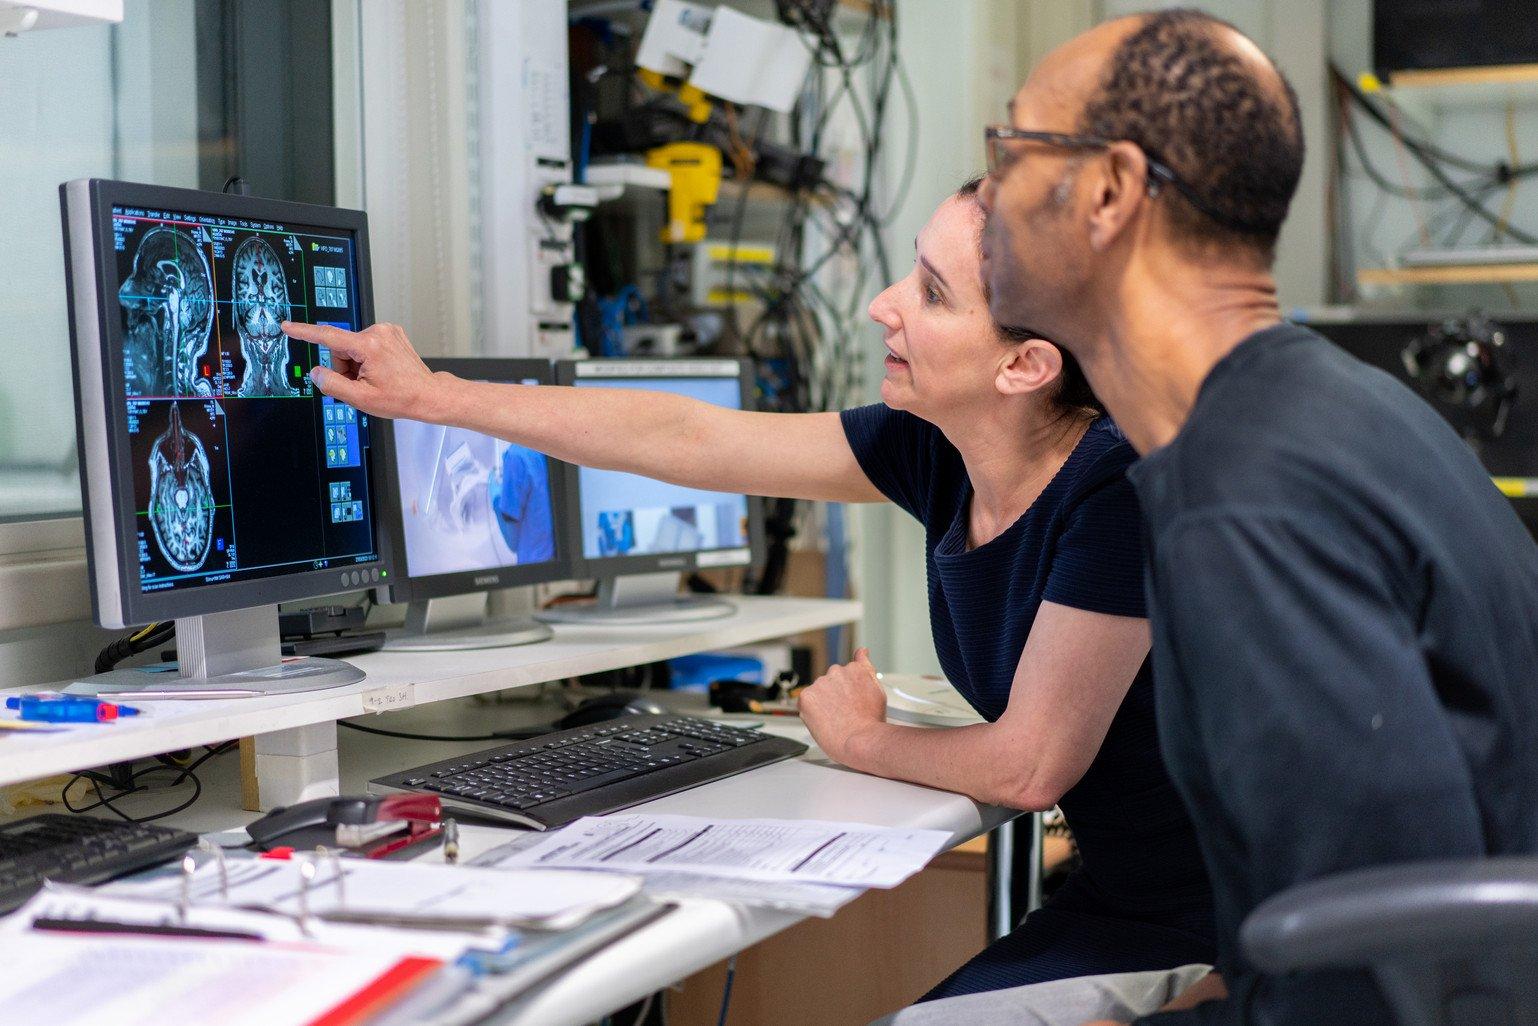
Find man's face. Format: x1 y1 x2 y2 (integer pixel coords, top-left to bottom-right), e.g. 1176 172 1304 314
976 96 1086 344
976 21 1134 352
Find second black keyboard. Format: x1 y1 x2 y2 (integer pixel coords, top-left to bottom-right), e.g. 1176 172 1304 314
0 814 198 913
368 713 808 830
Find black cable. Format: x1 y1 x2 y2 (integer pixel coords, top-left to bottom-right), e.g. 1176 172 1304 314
1334 67 1538 246
337 720 547 743
1339 88 1466 202
64 741 235 823
95 621 175 674
1339 70 1538 178
716 953 738 1026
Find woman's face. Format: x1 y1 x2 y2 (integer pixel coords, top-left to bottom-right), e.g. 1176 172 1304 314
868 196 1008 419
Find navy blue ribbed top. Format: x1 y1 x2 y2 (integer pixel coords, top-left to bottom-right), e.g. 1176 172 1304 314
841 405 1212 921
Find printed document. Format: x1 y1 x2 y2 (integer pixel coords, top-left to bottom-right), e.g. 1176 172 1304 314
0 930 433 1026
494 814 952 888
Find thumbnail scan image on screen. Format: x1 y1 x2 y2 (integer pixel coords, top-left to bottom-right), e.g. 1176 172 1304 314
112 204 380 593
394 412 557 580
147 401 217 572
574 375 749 560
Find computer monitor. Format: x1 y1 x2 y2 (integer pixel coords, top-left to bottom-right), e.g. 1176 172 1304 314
541 358 763 624
61 178 390 696
374 357 567 650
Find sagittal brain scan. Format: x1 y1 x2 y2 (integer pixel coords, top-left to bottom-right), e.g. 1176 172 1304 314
148 402 216 572
111 202 379 593
118 226 215 397
232 237 298 397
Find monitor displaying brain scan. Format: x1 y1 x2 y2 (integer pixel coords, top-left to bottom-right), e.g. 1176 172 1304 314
110 202 381 593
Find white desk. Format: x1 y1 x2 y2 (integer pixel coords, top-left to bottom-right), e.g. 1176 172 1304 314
481 745 1012 1025
60 693 1013 1026
0 595 860 790
0 594 1017 1025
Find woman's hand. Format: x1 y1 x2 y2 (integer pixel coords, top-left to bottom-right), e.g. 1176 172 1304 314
798 648 888 764
282 320 448 422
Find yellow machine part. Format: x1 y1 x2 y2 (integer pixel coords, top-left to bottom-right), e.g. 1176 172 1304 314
637 68 713 124
647 142 723 244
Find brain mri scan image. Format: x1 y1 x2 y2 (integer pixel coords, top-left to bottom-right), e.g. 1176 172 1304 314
148 402 216 572
232 236 297 397
118 226 215 397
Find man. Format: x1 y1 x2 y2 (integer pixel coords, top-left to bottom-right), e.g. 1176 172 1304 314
958 8 1538 1025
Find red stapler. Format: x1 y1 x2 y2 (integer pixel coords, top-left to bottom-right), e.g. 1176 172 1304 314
245 793 444 859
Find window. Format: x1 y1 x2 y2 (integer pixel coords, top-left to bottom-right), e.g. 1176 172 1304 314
0 0 334 522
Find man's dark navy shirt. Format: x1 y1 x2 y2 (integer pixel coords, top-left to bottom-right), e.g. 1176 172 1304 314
1128 323 1538 1025
842 407 1213 933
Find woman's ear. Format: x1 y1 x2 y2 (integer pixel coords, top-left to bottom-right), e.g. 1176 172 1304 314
996 338 1063 398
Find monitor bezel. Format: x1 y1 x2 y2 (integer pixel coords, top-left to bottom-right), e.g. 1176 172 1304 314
553 358 765 580
377 357 572 604
62 177 391 629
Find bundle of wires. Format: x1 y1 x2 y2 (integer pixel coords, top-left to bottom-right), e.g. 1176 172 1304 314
732 0 911 416
729 1 911 595
578 2 911 597
1332 65 1538 293
95 620 174 674
63 741 237 824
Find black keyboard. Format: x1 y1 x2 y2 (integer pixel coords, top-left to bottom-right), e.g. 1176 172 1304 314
0 814 198 912
369 713 808 830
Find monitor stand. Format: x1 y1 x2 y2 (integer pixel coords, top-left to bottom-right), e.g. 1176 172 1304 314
66 606 365 698
382 591 553 652
536 571 735 626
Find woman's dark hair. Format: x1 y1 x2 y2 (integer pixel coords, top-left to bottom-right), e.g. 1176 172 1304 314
955 175 1104 420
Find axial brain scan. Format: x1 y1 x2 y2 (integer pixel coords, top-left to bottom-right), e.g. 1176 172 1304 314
147 402 216 573
118 226 215 397
232 236 297 397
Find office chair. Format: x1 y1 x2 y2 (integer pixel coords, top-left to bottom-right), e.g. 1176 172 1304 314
1241 856 1538 1025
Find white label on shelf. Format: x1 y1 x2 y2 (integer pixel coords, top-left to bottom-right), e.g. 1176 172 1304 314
362 684 414 713
697 548 751 568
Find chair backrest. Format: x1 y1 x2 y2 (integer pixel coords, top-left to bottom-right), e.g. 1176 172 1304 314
1241 856 1538 1026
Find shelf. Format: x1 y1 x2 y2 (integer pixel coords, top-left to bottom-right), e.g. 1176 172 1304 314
0 595 862 788
1365 63 1538 112
1357 263 1538 287
1493 477 1538 499
1390 64 1538 89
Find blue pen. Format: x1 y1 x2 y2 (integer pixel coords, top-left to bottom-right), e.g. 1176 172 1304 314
4 695 140 722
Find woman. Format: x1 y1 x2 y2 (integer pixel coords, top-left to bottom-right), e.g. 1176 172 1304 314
283 178 1214 998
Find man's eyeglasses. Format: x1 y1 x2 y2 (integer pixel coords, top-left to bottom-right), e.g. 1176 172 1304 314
983 125 1268 236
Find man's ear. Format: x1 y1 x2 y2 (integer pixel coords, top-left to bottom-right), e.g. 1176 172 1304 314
1087 141 1152 252
997 338 1063 397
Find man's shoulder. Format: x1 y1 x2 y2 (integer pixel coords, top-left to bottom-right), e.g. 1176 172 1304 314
1131 323 1453 522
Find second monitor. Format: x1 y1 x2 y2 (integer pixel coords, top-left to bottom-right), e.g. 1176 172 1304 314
376 358 566 650
541 358 763 625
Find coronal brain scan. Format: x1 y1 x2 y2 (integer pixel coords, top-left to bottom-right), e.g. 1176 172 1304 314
232 236 297 397
118 226 215 397
147 402 216 573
